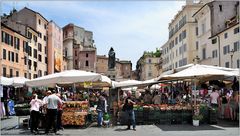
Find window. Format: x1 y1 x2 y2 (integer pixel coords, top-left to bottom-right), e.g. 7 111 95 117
45 57 48 64
234 41 239 52
38 54 42 62
212 50 218 58
3 49 6 60
148 73 152 77
8 51 11 61
34 49 37 59
38 32 42 38
196 27 198 36
202 48 206 59
16 71 19 77
28 32 32 39
183 44 187 52
29 73 31 79
44 24 47 29
182 30 186 39
176 49 178 56
219 5 222 12
44 71 48 76
34 61 37 71
11 52 14 62
75 60 78 66
14 37 20 50
44 36 46 41
38 19 41 25
24 73 27 78
179 33 182 42
224 33 228 39
234 27 239 34
86 53 88 57
86 61 89 67
28 60 32 70
38 70 42 77
225 62 229 68
201 23 206 34
29 46 32 56
3 67 7 77
38 43 42 52
34 74 38 79
196 41 199 50
1 31 5 43
75 50 78 56
175 37 178 45
10 69 13 77
237 59 240 68
45 46 47 54
175 62 178 68
16 53 18 63
24 56 27 65
148 59 151 63
212 38 217 44
223 45 230 55
34 35 37 42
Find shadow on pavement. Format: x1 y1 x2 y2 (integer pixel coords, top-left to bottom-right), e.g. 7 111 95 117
156 124 224 131
215 119 239 128
114 128 130 131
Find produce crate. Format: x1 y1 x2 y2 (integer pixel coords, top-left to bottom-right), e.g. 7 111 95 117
171 110 182 124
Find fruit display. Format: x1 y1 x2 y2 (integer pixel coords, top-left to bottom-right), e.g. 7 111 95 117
62 101 89 126
62 111 88 126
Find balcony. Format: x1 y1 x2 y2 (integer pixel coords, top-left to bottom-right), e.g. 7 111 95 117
225 16 239 28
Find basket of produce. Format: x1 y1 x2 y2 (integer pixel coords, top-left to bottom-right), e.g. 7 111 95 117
14 103 30 116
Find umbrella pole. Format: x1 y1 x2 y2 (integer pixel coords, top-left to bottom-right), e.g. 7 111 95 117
194 78 197 114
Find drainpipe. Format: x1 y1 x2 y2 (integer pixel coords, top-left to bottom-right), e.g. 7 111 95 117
217 35 221 67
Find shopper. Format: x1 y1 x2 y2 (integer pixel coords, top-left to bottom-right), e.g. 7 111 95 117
124 91 136 131
143 90 152 104
45 90 62 134
56 93 64 130
220 91 228 119
29 93 43 134
152 91 161 104
96 92 107 127
210 88 219 108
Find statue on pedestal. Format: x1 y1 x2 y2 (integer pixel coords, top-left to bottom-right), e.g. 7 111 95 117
108 47 116 70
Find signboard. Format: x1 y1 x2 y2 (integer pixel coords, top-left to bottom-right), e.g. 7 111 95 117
83 82 92 88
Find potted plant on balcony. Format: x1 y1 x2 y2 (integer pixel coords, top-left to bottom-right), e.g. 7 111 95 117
192 114 203 126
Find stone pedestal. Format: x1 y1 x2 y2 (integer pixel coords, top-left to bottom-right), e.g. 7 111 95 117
107 69 117 81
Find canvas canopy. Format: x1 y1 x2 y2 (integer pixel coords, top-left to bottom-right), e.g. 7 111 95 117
0 76 13 86
159 64 238 81
11 77 30 87
26 70 111 87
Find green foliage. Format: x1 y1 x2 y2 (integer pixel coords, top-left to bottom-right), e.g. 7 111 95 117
192 114 203 120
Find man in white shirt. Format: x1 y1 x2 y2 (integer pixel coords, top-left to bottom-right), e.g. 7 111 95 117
45 90 62 134
30 94 43 134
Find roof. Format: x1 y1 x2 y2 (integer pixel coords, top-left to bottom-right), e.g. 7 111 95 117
1 23 29 39
209 22 239 39
23 7 48 22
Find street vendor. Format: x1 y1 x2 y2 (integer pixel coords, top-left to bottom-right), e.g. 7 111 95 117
124 91 136 131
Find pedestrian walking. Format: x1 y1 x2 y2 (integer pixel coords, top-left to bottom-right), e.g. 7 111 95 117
124 91 136 131
29 93 43 134
45 90 62 135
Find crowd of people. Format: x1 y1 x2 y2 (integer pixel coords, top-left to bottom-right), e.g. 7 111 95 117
29 90 64 135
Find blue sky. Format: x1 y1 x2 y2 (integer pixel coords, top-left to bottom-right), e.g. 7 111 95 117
1 0 185 69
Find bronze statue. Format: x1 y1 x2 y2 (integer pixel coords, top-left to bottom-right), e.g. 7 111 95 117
108 47 116 69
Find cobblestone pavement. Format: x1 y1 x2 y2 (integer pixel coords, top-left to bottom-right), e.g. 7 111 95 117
1 116 239 136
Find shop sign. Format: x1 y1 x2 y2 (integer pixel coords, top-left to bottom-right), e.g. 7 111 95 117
84 82 92 88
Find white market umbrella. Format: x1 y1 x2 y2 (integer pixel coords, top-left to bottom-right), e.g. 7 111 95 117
160 64 237 80
26 70 103 87
11 77 30 87
113 80 142 88
0 76 13 86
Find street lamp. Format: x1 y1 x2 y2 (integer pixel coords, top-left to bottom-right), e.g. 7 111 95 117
230 49 235 68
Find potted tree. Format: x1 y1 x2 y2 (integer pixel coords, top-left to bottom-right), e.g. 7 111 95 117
192 114 203 126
